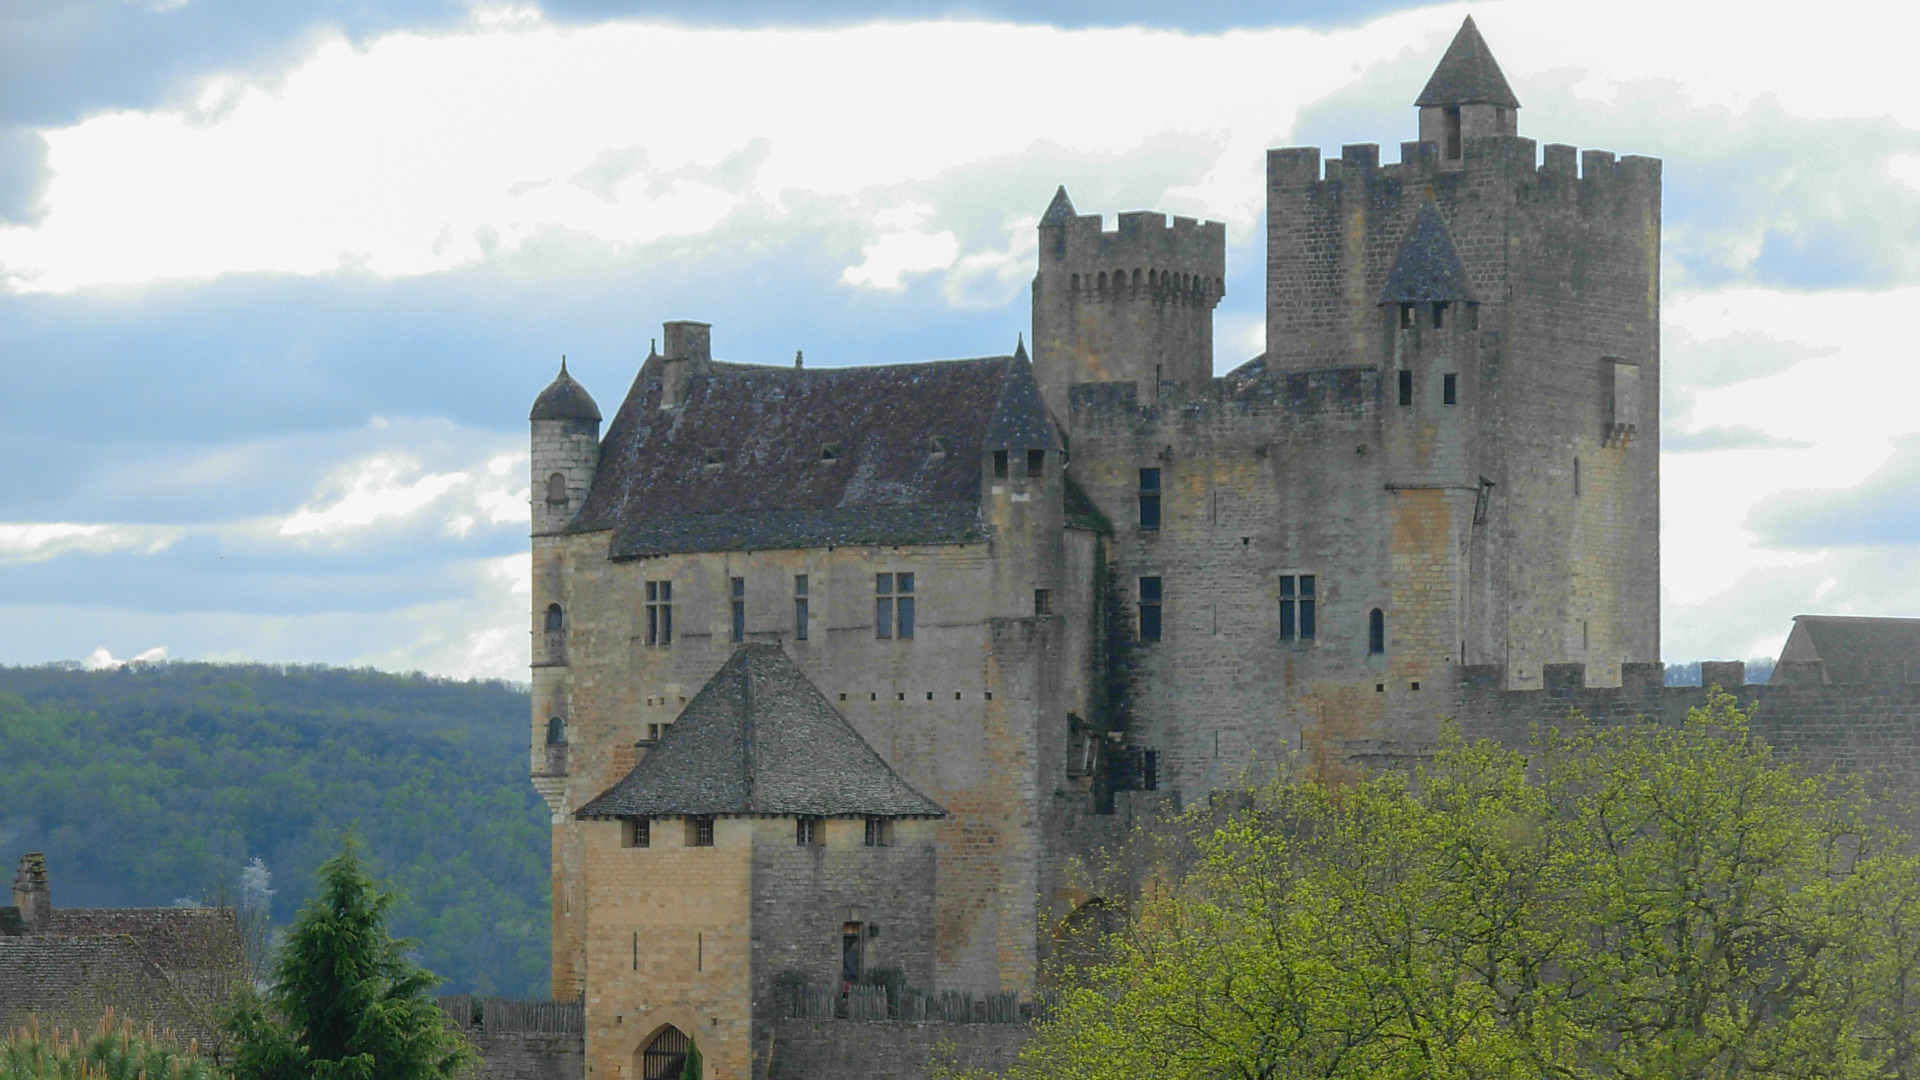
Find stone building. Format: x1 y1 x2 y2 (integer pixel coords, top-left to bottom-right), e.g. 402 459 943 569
527 18 1669 1079
0 854 247 1044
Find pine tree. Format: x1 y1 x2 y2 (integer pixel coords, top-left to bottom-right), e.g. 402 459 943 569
226 839 473 1080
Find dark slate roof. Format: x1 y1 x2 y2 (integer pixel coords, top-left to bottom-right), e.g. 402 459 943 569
575 353 1049 558
1041 185 1076 226
576 644 945 819
1415 16 1520 108
1379 203 1473 304
46 909 245 975
0 935 171 1028
529 360 603 422
1776 615 1920 684
984 342 1061 452
1063 474 1112 534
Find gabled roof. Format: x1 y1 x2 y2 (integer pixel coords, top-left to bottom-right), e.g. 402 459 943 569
1379 203 1474 304
1415 16 1520 109
574 354 1046 558
1775 615 1920 684
46 908 245 974
576 644 945 820
0 935 172 1029
529 360 603 422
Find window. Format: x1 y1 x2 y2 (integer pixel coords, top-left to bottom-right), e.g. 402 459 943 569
863 818 891 847
821 443 841 463
688 816 715 847
645 581 673 646
876 573 914 640
1444 105 1462 159
1033 588 1052 617
1398 369 1414 407
1369 608 1386 655
730 576 745 643
928 435 949 457
1399 303 1416 330
1027 449 1046 478
842 922 864 989
1431 302 1447 329
1574 457 1582 498
641 1027 690 1080
1138 468 1161 530
794 575 809 641
645 722 660 742
622 817 650 849
1138 576 1163 642
1279 575 1316 641
545 603 564 631
545 471 567 506
546 716 566 744
796 817 820 847
993 450 1009 479
1443 373 1457 406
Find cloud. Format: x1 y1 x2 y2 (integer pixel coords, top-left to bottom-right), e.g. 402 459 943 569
1749 434 1920 549
1664 426 1810 455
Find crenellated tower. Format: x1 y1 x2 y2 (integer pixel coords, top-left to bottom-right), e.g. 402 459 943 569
1030 187 1225 418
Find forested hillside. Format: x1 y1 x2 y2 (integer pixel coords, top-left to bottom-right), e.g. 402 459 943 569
0 662 547 996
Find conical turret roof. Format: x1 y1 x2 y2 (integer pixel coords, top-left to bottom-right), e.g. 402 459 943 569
530 359 602 422
1415 16 1519 109
1379 203 1473 304
984 343 1061 451
1041 185 1077 227
576 644 945 819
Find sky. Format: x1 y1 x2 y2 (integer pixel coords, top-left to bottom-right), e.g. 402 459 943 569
1 0 1917 680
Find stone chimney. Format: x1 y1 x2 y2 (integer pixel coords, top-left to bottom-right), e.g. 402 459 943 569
13 852 49 930
659 320 712 409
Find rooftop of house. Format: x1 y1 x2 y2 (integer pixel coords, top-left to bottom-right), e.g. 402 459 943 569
577 643 945 821
568 345 1063 557
1775 615 1920 685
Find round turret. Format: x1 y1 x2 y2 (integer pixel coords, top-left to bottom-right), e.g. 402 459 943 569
531 359 602 538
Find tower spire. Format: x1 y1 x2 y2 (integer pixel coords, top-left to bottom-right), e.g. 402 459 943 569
1041 185 1076 226
1416 16 1519 109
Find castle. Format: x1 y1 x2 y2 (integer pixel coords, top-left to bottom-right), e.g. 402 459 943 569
527 18 1670 1079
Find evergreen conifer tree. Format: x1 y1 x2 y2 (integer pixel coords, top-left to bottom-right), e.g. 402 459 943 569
226 838 473 1080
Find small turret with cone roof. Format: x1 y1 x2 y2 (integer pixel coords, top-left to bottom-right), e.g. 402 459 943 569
530 357 602 537
1416 16 1519 169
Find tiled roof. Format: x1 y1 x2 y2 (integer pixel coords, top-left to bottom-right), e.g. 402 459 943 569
577 644 945 820
0 935 171 1029
529 360 602 422
574 353 1051 557
1379 203 1473 305
1777 615 1920 684
1415 16 1520 109
46 909 244 975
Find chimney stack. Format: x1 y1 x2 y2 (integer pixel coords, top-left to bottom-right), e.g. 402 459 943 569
13 853 49 930
659 321 712 409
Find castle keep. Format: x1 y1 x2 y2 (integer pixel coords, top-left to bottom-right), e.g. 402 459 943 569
526 20 1670 1079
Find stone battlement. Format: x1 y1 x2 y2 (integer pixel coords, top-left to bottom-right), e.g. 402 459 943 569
1042 210 1226 307
1269 138 1661 206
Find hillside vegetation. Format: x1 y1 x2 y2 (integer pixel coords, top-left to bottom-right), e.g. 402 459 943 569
0 662 547 997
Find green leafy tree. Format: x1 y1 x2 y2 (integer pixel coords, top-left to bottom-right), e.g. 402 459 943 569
1010 691 1920 1080
226 840 474 1080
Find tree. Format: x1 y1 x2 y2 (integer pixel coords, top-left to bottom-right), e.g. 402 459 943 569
1010 691 1920 1080
226 838 474 1080
0 1011 222 1080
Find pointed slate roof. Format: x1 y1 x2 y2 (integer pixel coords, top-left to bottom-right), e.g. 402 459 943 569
529 360 603 422
1379 203 1474 304
1415 16 1520 109
576 644 945 819
984 345 1061 451
1041 185 1076 226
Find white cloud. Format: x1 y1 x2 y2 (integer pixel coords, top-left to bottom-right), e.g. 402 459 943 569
0 523 182 562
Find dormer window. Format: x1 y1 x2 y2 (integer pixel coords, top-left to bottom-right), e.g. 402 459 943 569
1027 449 1046 479
1444 105 1462 159
1399 303 1416 330
703 448 725 469
928 435 948 458
1431 302 1447 329
821 444 841 463
993 450 1009 479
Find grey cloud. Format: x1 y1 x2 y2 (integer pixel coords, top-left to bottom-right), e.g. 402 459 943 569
1664 426 1810 454
1749 434 1920 549
0 127 50 226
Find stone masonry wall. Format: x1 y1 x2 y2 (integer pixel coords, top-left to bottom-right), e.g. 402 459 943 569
766 1020 1029 1080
